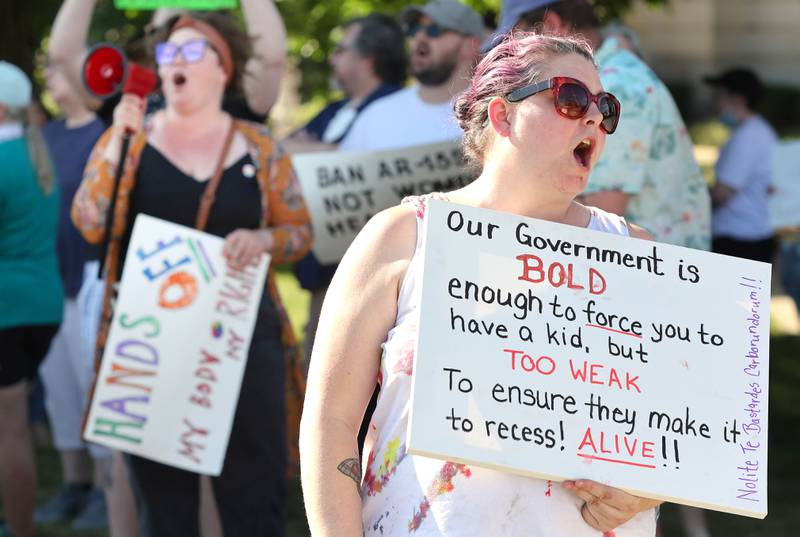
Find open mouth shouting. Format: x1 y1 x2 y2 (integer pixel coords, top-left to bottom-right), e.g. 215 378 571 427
172 71 187 88
573 137 595 169
413 41 431 61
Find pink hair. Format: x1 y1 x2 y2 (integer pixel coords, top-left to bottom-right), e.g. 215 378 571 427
454 31 596 167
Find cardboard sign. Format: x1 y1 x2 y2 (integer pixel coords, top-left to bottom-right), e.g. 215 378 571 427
408 199 770 518
84 215 268 475
114 0 237 9
292 140 471 264
769 140 800 229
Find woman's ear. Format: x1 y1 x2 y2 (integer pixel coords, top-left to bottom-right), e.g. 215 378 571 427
487 96 512 138
218 63 229 87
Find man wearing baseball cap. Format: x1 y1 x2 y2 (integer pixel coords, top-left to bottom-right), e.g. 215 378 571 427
487 0 711 253
704 67 778 263
339 0 484 150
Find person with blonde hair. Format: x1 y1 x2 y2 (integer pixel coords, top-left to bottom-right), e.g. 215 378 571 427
33 61 110 532
0 60 63 537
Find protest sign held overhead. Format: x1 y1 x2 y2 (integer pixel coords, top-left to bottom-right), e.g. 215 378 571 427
114 0 237 8
84 215 268 475
292 140 471 264
408 199 770 519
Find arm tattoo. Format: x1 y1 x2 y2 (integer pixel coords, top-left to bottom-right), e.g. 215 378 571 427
337 458 362 490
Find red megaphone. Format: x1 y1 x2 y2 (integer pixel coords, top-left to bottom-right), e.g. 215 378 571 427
82 43 157 99
84 44 158 278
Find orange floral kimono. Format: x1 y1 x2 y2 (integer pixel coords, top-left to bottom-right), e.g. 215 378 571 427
72 119 312 474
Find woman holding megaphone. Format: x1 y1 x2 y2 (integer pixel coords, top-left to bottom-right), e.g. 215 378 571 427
48 0 287 124
72 13 311 537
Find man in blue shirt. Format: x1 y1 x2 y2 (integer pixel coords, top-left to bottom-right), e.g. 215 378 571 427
705 68 778 263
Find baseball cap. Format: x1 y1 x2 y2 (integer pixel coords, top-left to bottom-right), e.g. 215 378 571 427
400 0 484 38
497 0 557 36
0 61 32 109
482 0 556 50
703 68 763 107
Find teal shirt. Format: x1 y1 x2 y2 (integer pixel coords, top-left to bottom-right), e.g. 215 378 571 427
0 136 64 328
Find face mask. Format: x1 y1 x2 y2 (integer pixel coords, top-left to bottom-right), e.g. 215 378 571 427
719 112 740 128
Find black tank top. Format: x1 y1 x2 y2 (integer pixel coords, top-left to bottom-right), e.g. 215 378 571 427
124 144 261 246
120 143 281 338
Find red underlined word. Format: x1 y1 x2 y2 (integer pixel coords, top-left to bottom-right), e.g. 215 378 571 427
585 324 642 339
577 453 656 469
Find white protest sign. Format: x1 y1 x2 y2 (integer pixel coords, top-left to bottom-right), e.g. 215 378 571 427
769 140 800 229
84 215 269 475
292 140 470 263
408 199 770 518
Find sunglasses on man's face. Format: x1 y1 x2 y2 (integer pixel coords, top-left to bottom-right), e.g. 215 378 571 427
405 21 449 38
506 76 621 134
155 38 210 67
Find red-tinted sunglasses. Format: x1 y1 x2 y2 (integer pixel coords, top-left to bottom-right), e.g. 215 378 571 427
506 76 621 134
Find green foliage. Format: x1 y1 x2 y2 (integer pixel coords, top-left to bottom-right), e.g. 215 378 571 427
88 4 152 50
1 1 63 77
273 0 667 102
8 0 666 98
688 120 731 148
274 1 494 103
0 2 151 83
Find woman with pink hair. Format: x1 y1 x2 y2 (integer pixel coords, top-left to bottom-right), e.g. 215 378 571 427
301 32 661 536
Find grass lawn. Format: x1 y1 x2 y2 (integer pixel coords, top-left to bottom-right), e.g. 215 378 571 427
16 273 800 536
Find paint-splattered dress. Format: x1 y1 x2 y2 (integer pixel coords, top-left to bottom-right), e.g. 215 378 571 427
361 195 657 536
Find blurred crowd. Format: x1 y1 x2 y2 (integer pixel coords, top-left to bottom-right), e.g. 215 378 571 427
0 1 789 537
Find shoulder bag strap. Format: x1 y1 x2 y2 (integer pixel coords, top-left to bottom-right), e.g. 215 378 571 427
195 118 237 231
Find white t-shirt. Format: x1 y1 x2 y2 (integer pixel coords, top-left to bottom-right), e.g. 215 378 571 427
338 85 463 151
321 102 358 143
712 115 779 241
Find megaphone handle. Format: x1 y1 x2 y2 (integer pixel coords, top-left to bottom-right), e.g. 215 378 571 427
97 131 132 277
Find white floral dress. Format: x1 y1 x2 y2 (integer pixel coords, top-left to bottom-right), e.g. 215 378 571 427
361 195 658 536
